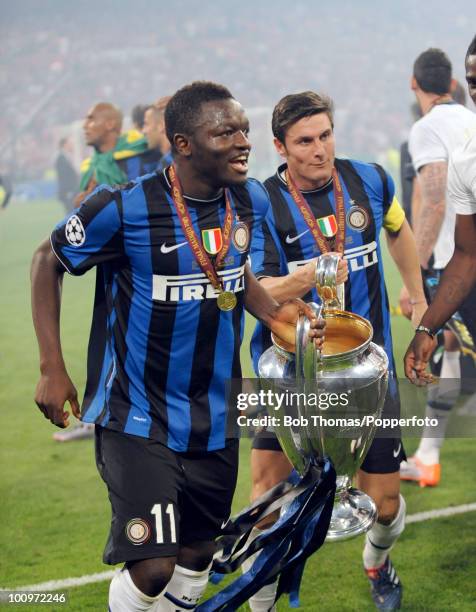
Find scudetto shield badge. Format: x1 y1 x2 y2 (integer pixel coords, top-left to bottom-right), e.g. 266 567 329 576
316 214 338 238
202 228 223 255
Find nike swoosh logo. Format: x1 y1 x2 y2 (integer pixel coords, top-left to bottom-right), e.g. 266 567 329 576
160 241 187 254
393 443 402 458
285 229 310 244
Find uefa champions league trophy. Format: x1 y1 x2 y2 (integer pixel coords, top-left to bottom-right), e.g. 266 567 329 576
258 254 389 541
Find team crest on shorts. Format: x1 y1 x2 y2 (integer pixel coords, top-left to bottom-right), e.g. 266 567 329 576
65 215 86 246
232 222 250 252
202 228 223 255
346 205 369 232
125 518 151 545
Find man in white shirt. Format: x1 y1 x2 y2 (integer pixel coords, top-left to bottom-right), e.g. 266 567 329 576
401 46 476 487
405 35 476 382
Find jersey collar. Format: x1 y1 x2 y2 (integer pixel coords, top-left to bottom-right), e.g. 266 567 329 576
276 163 333 195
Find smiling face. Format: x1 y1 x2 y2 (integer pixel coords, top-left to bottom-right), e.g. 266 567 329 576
183 98 251 188
275 112 335 190
466 54 476 105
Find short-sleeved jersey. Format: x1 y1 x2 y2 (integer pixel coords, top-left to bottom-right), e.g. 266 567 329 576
250 159 405 374
408 103 476 268
448 133 476 215
51 170 270 452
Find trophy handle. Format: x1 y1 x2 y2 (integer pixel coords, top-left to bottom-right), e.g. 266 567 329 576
295 302 322 381
295 302 323 456
316 253 345 311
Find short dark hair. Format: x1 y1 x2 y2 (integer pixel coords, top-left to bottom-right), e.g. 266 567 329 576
413 48 452 94
271 91 334 143
165 81 234 152
466 34 476 60
452 80 467 105
131 104 148 129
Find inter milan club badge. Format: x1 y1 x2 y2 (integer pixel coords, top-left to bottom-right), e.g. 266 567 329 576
232 221 250 252
346 205 369 232
316 214 337 238
202 228 223 255
125 518 151 545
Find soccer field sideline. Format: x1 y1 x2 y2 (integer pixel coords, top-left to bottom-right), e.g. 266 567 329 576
4 501 476 593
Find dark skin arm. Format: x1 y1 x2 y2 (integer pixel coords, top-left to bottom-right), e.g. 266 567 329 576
243 264 325 349
404 213 476 383
31 239 80 427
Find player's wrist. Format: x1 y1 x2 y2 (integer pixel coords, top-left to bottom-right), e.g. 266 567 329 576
409 296 426 305
40 356 67 376
293 263 315 292
415 324 436 339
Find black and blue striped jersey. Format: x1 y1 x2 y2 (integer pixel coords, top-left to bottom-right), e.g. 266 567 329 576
250 159 405 374
51 170 270 452
117 147 163 178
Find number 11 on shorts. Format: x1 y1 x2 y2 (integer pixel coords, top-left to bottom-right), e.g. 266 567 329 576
151 503 177 544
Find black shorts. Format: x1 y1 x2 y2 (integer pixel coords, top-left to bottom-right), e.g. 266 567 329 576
95 426 239 565
251 379 406 475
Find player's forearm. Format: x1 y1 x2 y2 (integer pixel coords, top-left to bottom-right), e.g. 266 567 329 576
244 264 280 324
420 215 476 330
420 249 476 331
414 202 445 268
259 264 314 303
410 177 421 228
386 220 425 303
31 240 66 374
414 162 447 268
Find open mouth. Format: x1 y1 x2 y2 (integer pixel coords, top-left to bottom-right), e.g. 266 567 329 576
229 155 249 173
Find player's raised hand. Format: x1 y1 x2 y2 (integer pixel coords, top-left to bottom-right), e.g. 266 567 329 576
404 332 437 385
302 253 348 290
332 252 349 285
271 298 325 350
35 368 80 428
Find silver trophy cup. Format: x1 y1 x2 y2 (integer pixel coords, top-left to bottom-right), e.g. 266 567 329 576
258 254 388 541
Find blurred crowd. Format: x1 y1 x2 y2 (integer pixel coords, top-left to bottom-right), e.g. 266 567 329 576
0 0 473 180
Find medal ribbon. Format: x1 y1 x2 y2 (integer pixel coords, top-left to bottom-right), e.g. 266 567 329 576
168 165 233 293
285 167 346 254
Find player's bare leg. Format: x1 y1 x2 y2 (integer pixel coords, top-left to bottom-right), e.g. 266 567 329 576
109 556 175 611
109 541 215 612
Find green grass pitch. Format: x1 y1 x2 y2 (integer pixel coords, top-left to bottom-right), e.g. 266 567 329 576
1 199 475 610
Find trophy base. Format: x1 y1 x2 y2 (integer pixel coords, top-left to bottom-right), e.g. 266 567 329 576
326 487 377 542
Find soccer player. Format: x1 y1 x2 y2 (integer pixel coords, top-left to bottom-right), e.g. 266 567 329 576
405 35 476 382
143 96 174 171
248 91 427 611
400 48 476 486
76 102 161 205
31 81 324 612
54 102 163 442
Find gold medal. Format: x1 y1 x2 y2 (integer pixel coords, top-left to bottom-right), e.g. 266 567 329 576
217 291 237 311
